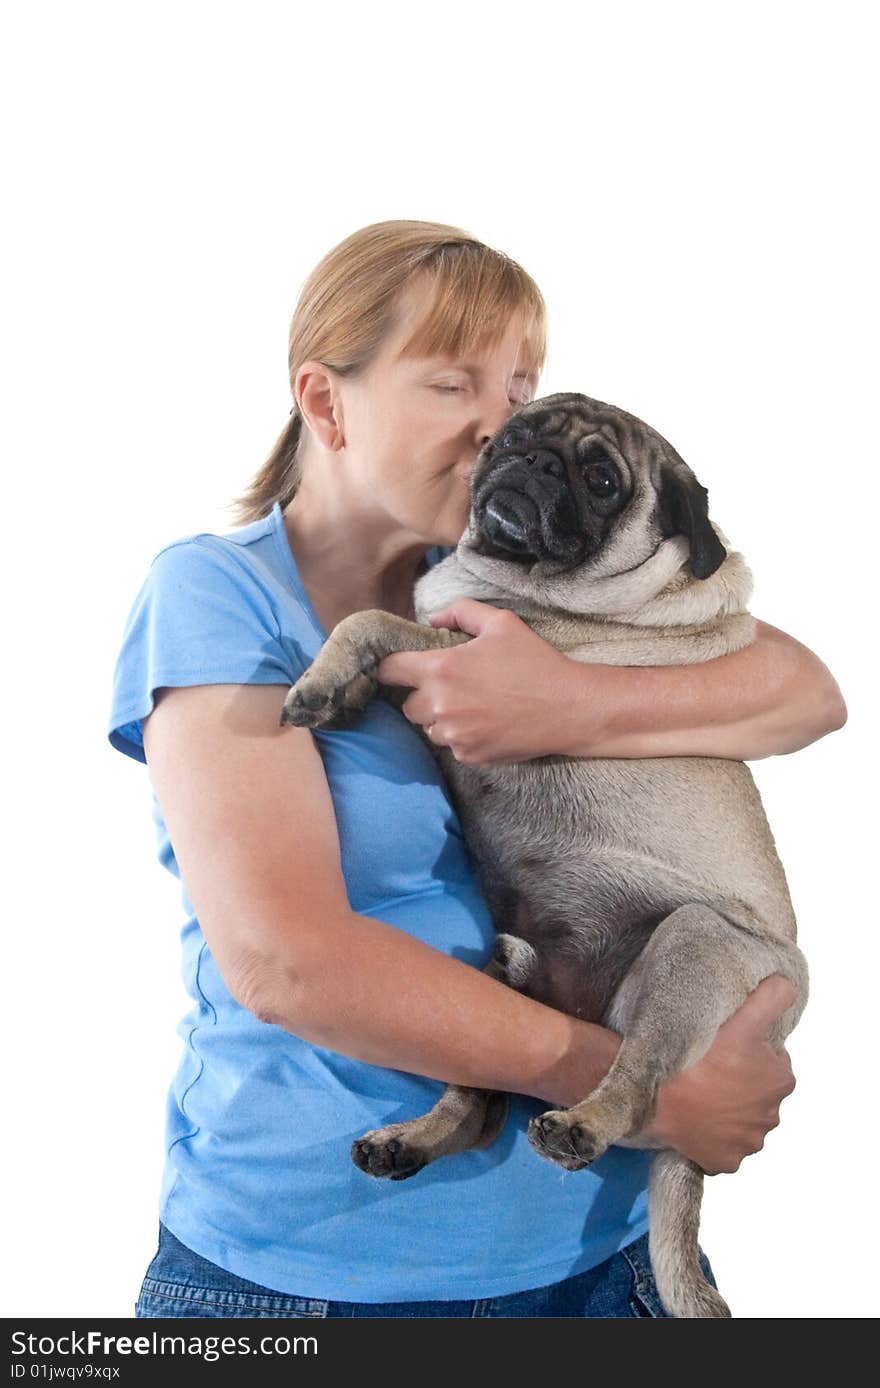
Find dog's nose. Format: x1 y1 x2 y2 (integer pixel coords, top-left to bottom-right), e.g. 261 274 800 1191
483 490 540 554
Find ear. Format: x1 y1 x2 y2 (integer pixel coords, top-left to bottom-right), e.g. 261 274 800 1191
656 466 727 579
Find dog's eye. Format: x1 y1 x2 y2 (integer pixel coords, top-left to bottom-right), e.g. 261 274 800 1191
499 425 531 450
586 463 618 496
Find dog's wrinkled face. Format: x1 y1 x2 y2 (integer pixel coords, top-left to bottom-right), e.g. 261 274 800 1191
471 403 631 567
466 391 726 581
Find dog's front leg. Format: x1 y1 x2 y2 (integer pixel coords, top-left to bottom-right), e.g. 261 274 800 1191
280 610 470 731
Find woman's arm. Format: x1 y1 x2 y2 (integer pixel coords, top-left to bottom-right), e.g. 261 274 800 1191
558 619 848 761
140 682 622 1109
383 601 847 764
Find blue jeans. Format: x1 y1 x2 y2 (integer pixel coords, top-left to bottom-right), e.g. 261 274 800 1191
135 1221 719 1318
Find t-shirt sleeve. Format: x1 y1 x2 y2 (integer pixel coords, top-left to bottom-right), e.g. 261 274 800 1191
108 538 296 765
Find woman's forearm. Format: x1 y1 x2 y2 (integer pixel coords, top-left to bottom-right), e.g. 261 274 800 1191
556 619 847 760
249 911 796 1174
253 912 622 1109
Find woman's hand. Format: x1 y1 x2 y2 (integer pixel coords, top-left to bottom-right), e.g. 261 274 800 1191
379 601 846 763
574 620 847 761
641 975 799 1175
376 599 583 764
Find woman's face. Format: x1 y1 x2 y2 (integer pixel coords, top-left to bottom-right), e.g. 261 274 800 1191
326 283 541 548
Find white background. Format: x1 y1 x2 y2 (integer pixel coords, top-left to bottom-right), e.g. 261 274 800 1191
2 0 875 1319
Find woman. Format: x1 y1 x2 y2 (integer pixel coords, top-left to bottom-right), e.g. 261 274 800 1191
108 220 845 1318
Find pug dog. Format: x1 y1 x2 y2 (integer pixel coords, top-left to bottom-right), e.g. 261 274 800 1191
278 391 809 1319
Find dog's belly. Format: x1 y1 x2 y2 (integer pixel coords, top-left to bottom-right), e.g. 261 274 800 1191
436 749 797 1021
505 902 664 1023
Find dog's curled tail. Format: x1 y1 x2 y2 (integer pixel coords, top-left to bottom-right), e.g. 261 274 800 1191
648 1149 732 1318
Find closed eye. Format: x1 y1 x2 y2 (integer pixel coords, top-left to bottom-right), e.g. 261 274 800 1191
433 385 532 406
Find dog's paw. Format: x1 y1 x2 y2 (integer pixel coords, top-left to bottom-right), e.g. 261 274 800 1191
526 1109 607 1171
351 1127 431 1181
280 670 376 730
279 683 346 729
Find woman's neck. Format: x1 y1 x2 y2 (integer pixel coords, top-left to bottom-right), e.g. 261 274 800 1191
282 491 430 633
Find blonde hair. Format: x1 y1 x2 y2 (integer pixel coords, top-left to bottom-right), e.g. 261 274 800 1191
225 220 548 526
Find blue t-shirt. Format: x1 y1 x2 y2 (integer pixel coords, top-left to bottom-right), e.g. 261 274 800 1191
107 498 651 1302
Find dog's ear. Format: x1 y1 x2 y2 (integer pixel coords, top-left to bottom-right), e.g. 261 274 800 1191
656 466 727 579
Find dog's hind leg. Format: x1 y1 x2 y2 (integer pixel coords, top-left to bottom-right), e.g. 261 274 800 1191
351 1083 507 1181
526 902 807 1317
351 934 537 1180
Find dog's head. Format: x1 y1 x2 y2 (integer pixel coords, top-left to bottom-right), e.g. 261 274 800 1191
463 392 727 584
